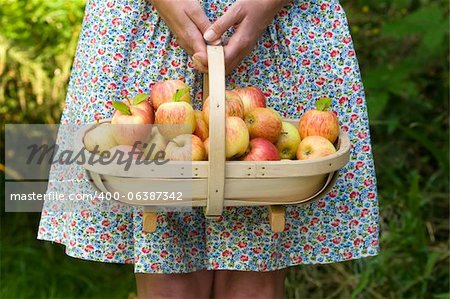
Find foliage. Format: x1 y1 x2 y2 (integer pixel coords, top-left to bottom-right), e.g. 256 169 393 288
1 0 449 298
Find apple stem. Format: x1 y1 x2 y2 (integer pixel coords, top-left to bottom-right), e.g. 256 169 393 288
126 98 132 106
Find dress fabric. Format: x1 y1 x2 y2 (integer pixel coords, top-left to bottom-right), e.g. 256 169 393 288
37 0 380 273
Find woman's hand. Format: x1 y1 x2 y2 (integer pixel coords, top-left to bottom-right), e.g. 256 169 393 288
151 0 213 72
203 0 290 74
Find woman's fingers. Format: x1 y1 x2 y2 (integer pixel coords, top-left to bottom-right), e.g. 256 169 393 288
203 3 244 43
223 28 256 74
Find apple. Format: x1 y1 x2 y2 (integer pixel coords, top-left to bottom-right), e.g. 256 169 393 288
296 136 336 160
150 80 191 110
165 134 206 161
298 97 340 143
244 108 282 143
142 128 168 160
234 86 266 115
241 138 281 161
225 116 249 159
111 95 154 146
155 101 196 140
194 110 204 121
107 145 142 160
203 90 244 125
131 93 153 114
84 124 117 154
275 122 301 159
193 116 209 141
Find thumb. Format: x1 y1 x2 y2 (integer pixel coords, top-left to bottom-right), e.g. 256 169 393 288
203 6 243 43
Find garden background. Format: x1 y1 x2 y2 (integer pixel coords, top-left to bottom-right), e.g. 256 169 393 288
0 0 449 298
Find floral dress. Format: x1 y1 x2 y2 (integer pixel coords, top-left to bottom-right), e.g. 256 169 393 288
37 0 380 273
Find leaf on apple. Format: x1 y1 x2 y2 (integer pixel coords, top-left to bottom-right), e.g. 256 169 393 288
112 101 131 115
316 97 332 111
173 86 190 102
133 93 150 105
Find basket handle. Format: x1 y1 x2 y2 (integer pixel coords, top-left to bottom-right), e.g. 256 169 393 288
203 45 226 218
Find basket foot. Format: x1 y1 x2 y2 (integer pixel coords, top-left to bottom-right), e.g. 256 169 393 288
143 211 158 233
269 206 285 233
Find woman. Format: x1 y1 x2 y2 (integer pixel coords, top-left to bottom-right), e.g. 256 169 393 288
38 0 379 298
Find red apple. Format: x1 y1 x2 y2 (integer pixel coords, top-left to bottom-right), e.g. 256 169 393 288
275 122 301 159
150 80 191 110
240 138 281 161
298 97 340 143
244 108 282 143
225 116 250 159
111 95 154 146
165 134 206 161
203 90 244 125
234 86 266 115
155 101 196 139
194 117 209 141
296 136 336 160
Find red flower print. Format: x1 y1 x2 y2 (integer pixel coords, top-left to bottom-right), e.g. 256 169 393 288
300 226 309 233
324 31 333 38
150 263 160 271
240 255 249 262
81 209 90 218
105 252 115 259
160 250 169 258
238 241 248 249
111 18 121 26
141 12 150 21
252 247 262 254
100 233 110 241
317 235 326 242
340 205 349 213
332 237 342 245
299 2 309 10
343 251 353 259
222 250 232 257
350 191 359 199
302 59 310 66
283 241 292 249
117 224 127 231
211 261 219 269
321 247 330 254
69 240 76 246
343 37 352 44
86 227 95 234
84 245 94 252
141 247 150 254
358 131 368 139
320 3 330 10
303 244 312 251
122 5 132 13
349 219 359 227
368 226 377 234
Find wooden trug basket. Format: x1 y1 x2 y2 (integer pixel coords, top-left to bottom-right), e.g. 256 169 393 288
75 45 351 233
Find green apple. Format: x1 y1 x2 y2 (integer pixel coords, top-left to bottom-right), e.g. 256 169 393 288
275 122 301 159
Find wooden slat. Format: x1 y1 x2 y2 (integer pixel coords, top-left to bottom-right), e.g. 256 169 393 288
204 45 226 217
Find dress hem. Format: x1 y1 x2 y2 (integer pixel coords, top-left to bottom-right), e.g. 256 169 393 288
37 235 380 274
